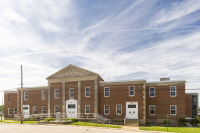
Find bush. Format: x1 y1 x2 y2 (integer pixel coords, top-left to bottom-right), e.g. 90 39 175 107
178 118 187 126
71 118 77 122
163 119 170 124
192 116 200 124
45 118 56 122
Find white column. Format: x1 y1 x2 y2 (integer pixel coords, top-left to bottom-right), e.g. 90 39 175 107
78 81 81 115
48 82 51 118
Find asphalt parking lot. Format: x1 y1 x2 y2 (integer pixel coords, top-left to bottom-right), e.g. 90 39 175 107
0 124 171 133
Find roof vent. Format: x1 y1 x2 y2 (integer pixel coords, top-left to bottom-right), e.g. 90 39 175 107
160 78 170 81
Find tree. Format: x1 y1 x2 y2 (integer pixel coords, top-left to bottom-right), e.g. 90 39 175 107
0 105 4 112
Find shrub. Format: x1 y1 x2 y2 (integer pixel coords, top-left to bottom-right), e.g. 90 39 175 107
178 118 187 125
192 116 200 124
164 119 170 124
45 118 56 122
71 118 77 122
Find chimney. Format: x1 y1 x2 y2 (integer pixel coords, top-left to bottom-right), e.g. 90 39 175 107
160 78 170 81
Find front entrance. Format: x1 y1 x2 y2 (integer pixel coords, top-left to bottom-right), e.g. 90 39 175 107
23 105 29 119
126 102 138 119
66 99 77 118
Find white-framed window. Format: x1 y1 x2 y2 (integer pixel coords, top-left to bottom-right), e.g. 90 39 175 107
170 105 176 115
33 106 37 114
170 86 176 97
85 87 90 97
116 105 122 115
85 105 90 114
24 92 28 100
54 105 59 113
149 87 155 97
42 91 46 99
104 105 109 115
14 108 17 114
69 89 74 98
8 108 11 115
55 89 59 98
42 106 46 114
104 87 109 97
149 105 155 115
129 86 135 96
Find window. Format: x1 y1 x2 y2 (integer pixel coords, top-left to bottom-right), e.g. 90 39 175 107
104 105 109 115
24 92 28 100
69 89 74 98
149 105 155 115
55 89 59 98
33 106 37 114
42 91 46 99
8 108 11 115
116 105 122 115
85 105 90 114
128 105 136 108
104 87 109 97
129 86 135 96
68 104 75 108
170 105 176 115
14 108 17 114
54 106 59 113
149 87 155 97
42 106 46 114
85 87 90 97
170 86 176 97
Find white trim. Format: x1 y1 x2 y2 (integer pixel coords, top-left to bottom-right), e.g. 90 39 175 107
54 89 59 98
104 87 110 97
24 92 28 100
85 87 90 97
149 105 155 115
104 105 110 115
170 86 176 97
33 106 37 114
116 104 122 115
170 105 177 115
85 105 90 114
69 88 74 98
42 106 46 114
129 86 135 96
42 91 46 99
8 108 11 115
149 87 155 97
54 105 59 114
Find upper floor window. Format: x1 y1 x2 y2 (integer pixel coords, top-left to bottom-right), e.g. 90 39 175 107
14 108 17 114
24 92 28 100
85 87 90 97
129 86 135 96
149 87 155 97
170 105 176 115
149 105 155 115
33 106 37 114
116 105 122 115
104 87 109 97
104 105 110 115
42 91 46 99
70 89 74 98
55 89 59 98
170 86 176 97
42 106 46 114
85 105 90 114
8 108 11 115
54 106 59 113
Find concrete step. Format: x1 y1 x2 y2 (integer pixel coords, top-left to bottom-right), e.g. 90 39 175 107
124 119 139 127
185 122 193 127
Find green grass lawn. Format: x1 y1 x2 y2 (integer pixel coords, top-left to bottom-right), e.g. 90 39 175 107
140 126 200 133
69 122 122 128
1 119 38 124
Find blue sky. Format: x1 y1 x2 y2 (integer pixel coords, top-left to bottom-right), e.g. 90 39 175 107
0 0 200 106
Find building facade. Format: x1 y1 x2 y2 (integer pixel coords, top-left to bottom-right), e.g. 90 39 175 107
4 64 199 125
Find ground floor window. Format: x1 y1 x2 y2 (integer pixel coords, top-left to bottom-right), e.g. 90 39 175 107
104 105 109 115
85 105 90 114
55 106 59 113
170 105 176 115
33 106 37 114
149 105 155 115
14 108 17 114
8 108 11 115
42 106 46 114
116 105 122 115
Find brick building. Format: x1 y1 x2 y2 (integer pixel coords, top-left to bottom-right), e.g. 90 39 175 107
4 64 199 125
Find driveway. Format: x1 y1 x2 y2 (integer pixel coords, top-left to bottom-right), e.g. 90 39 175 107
0 124 171 133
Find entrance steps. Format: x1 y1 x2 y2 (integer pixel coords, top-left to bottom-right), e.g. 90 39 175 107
124 119 139 127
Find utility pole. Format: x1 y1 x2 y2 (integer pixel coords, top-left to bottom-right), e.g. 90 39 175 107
21 65 23 124
167 114 168 132
1 98 3 123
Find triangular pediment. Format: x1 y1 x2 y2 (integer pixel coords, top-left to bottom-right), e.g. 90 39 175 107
46 64 99 79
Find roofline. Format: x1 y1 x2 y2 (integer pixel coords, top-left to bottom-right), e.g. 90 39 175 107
99 79 146 83
4 90 18 94
147 80 186 83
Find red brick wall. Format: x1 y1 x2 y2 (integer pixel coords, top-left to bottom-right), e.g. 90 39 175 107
65 81 78 100
146 85 185 119
185 95 192 118
81 80 94 113
98 84 144 120
4 93 17 118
